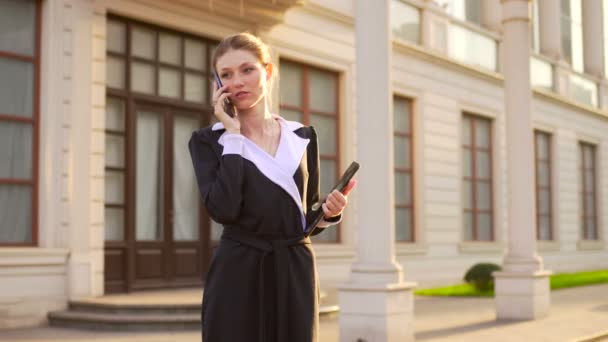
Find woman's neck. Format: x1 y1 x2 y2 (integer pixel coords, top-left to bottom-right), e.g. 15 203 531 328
238 100 276 138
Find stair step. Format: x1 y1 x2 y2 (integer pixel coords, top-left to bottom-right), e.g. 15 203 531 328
48 310 200 331
48 304 340 331
68 301 201 315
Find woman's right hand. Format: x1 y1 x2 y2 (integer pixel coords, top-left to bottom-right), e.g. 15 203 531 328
213 84 240 134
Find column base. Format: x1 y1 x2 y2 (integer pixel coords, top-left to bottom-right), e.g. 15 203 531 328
494 270 552 320
338 282 417 342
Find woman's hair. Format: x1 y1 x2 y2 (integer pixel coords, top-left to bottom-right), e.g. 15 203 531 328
212 32 272 69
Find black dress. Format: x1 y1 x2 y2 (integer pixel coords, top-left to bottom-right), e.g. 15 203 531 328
188 115 340 342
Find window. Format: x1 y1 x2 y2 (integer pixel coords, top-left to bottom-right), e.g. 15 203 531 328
534 131 553 240
0 0 40 245
580 143 599 240
391 0 421 44
104 16 214 243
106 19 211 103
561 0 584 72
435 0 481 25
279 60 340 243
462 115 493 241
104 97 126 241
393 97 414 242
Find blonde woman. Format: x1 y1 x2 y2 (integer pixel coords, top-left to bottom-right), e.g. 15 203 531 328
188 33 356 342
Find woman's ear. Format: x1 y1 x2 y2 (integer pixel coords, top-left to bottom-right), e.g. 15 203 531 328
265 63 274 81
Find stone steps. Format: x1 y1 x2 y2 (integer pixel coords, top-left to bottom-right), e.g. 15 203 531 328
48 300 340 331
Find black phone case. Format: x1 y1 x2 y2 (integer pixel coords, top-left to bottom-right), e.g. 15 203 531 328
304 161 359 236
214 69 235 118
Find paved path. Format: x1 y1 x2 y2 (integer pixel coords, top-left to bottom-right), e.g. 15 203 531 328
1 284 607 342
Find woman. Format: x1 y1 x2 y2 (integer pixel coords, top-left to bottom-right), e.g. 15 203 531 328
188 33 356 342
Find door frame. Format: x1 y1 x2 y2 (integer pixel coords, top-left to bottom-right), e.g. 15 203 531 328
105 95 214 293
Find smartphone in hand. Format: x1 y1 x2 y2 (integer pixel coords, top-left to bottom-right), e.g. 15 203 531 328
305 161 360 236
213 69 235 118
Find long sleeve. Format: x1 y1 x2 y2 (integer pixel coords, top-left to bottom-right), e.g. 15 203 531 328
188 130 245 224
305 127 341 236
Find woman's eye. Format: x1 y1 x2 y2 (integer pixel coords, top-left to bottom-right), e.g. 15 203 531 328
220 73 229 79
244 67 253 73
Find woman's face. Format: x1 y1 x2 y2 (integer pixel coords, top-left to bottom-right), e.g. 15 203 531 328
215 49 269 111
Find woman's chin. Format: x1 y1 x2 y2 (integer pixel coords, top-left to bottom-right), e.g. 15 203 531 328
235 99 264 112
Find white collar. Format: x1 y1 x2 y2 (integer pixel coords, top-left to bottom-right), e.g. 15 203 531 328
211 114 303 132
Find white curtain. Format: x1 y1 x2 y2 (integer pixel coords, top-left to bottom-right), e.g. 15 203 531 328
0 58 34 118
136 111 163 241
0 121 32 243
0 122 32 178
0 185 31 243
173 116 199 241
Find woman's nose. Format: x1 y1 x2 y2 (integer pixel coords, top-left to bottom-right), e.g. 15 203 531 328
231 75 244 87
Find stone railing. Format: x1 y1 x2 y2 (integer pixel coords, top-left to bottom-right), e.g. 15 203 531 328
390 0 608 112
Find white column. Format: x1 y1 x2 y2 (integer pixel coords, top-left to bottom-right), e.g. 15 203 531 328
64 0 104 298
338 0 416 341
481 0 502 32
481 0 503 72
582 0 605 77
538 0 562 60
537 0 570 96
494 0 551 320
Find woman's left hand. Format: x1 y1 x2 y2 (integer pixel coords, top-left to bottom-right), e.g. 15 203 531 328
322 179 357 219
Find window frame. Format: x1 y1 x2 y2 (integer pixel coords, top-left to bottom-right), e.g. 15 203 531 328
461 114 494 241
534 130 554 241
393 96 415 243
104 15 217 246
278 59 341 243
579 142 599 240
106 15 215 108
0 0 41 246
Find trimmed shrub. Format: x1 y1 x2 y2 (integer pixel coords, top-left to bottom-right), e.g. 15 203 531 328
464 263 501 291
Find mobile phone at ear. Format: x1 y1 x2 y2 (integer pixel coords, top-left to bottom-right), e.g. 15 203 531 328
213 69 235 118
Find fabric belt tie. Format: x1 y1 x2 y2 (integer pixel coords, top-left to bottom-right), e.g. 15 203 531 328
222 227 310 342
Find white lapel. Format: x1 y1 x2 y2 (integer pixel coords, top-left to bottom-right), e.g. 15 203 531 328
213 116 310 230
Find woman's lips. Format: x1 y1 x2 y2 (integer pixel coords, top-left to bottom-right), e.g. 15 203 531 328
234 91 249 99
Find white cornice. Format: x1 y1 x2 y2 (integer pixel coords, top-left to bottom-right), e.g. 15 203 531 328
0 248 69 267
533 88 608 121
301 1 353 26
392 39 505 85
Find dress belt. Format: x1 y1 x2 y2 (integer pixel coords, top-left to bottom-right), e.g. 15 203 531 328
221 227 311 342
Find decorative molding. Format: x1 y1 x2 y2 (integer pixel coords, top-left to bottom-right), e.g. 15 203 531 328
458 241 505 254
577 240 605 251
396 243 428 256
533 88 608 121
0 248 69 267
393 40 504 86
301 1 353 26
537 241 561 252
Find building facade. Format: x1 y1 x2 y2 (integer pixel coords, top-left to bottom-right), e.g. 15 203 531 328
1 0 607 328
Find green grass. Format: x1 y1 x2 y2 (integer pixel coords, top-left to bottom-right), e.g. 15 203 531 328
415 269 608 297
415 283 494 297
550 270 608 290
